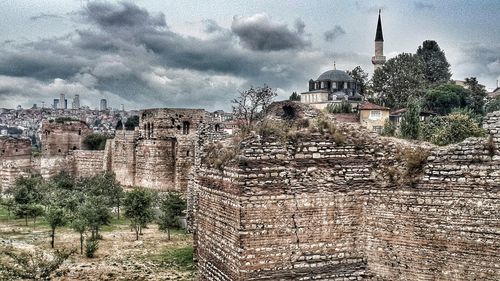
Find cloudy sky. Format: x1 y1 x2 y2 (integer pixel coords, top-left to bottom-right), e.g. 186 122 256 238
0 0 499 111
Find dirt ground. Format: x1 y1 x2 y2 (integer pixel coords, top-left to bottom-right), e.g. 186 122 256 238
0 218 195 281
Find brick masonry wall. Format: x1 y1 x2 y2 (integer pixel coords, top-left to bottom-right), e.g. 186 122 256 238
70 150 105 178
0 137 33 192
193 112 500 280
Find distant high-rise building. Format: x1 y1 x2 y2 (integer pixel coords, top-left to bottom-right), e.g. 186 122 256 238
100 99 107 111
73 94 80 109
53 99 59 109
59 93 66 110
121 104 125 111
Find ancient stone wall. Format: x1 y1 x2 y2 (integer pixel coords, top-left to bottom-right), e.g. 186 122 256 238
70 150 105 178
193 112 500 280
105 130 138 186
41 120 92 155
0 137 33 192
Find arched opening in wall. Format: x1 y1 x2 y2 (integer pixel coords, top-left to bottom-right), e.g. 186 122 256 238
186 150 190 156
182 121 190 135
282 105 297 120
147 123 151 139
58 149 61 153
171 118 175 126
78 129 81 136
151 123 154 138
177 125 181 131
15 149 18 152
215 124 220 132
143 124 147 137
73 146 77 150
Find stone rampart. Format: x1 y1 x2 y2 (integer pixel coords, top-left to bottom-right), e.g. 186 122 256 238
193 112 500 280
0 137 33 192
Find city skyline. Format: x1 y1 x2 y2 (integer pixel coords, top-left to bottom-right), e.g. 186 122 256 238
0 0 499 111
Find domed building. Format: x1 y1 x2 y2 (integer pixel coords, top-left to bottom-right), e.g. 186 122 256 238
300 66 363 110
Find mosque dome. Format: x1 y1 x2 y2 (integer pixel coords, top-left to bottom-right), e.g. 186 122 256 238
317 70 354 82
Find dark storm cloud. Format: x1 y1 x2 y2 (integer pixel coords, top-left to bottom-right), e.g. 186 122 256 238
30 13 64 21
82 1 166 29
0 1 330 110
324 26 346 42
414 2 435 10
231 13 310 51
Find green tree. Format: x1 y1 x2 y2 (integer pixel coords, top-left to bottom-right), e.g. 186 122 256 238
71 219 87 255
45 207 66 248
83 134 109 150
115 119 124 130
158 192 187 240
424 84 469 115
9 175 44 226
347 66 369 95
124 188 155 240
400 99 422 140
416 40 451 84
28 204 45 227
289 92 301 101
124 115 140 130
372 53 427 108
464 77 487 115
78 196 112 239
0 197 15 220
421 112 485 145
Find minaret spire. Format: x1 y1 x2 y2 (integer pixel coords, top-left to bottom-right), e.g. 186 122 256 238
375 9 383 41
372 9 386 72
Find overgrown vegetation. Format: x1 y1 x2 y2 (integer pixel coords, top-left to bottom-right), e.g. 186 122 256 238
421 113 485 145
326 101 353 114
83 133 110 150
54 117 80 124
0 246 74 280
158 192 186 240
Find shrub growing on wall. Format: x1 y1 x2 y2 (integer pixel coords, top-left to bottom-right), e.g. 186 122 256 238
83 134 109 150
421 112 485 145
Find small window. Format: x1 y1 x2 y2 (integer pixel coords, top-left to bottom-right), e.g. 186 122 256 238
182 121 190 135
58 149 61 153
73 146 77 150
15 148 18 152
369 110 381 120
78 129 81 135
186 150 190 156
373 126 383 134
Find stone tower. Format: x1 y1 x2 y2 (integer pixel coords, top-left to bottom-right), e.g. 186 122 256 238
371 10 386 71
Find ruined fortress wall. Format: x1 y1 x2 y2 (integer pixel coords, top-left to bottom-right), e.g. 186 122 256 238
135 139 177 191
41 121 92 155
0 137 33 192
193 172 242 281
70 150 105 178
175 136 197 191
194 112 500 281
364 113 500 280
106 130 138 186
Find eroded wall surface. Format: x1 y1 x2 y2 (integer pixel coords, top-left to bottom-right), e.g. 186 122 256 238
193 112 500 281
0 137 33 192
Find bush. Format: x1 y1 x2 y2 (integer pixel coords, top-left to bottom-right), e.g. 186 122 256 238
326 101 353 114
404 148 430 174
83 134 109 150
421 113 485 145
202 142 239 170
382 119 396 137
0 246 74 280
85 237 99 258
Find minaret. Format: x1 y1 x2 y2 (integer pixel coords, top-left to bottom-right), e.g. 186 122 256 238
372 10 386 71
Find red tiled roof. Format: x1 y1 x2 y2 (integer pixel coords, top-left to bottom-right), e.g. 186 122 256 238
357 102 389 111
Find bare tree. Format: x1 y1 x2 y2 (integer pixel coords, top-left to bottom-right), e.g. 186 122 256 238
232 85 277 127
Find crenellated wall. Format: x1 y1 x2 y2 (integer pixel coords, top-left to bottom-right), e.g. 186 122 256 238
192 112 500 281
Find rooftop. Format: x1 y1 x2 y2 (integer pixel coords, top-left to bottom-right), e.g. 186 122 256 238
317 69 354 82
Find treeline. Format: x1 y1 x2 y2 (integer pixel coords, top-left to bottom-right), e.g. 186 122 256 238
0 172 186 257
